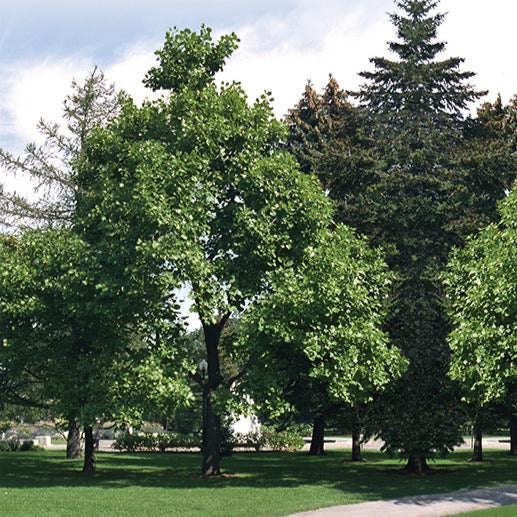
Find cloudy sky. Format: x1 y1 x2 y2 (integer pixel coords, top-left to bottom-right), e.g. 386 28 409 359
1 0 516 157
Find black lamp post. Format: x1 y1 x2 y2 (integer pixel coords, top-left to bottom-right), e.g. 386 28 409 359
198 359 208 458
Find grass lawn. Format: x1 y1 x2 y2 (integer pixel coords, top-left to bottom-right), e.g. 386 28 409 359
463 506 517 516
0 449 516 517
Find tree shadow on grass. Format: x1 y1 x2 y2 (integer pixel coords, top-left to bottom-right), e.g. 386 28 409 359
0 450 516 503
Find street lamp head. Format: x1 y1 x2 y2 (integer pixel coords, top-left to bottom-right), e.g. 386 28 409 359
199 359 208 377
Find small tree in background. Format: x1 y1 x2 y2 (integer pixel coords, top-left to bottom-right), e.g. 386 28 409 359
237 225 407 458
445 191 517 456
0 69 120 459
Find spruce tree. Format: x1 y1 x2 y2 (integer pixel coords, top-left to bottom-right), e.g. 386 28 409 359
353 0 484 473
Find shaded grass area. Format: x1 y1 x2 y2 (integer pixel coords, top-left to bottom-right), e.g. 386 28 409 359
0 450 516 517
463 506 517 516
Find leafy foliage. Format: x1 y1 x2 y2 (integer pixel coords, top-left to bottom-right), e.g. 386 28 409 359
238 226 406 421
445 191 517 405
76 26 334 474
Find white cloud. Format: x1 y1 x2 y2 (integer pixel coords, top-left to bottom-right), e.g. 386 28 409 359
1 0 516 157
0 56 94 147
220 1 396 117
441 0 517 104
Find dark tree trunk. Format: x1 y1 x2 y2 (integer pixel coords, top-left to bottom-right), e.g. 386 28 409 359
404 455 431 474
510 415 517 456
351 419 362 462
202 385 221 476
309 415 325 455
82 426 95 474
66 418 81 459
472 419 483 462
201 322 224 477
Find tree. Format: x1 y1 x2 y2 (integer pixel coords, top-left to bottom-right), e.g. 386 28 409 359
0 229 190 473
0 67 119 229
0 68 120 459
445 191 517 455
237 225 406 457
353 0 487 474
289 0 486 473
76 26 333 476
286 76 376 211
451 95 517 238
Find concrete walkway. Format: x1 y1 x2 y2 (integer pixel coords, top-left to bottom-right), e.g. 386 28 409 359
288 485 517 517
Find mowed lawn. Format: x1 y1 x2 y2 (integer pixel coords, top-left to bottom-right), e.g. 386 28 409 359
1 450 516 517
465 506 517 516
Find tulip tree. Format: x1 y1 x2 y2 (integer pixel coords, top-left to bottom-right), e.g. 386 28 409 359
0 230 190 472
237 225 407 454
445 191 517 453
76 26 333 476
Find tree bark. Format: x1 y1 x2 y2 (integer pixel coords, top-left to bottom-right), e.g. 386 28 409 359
82 426 95 474
403 455 431 474
309 415 325 455
351 418 362 462
510 414 517 456
66 418 81 459
472 418 483 462
201 322 224 477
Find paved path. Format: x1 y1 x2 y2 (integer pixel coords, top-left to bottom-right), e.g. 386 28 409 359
288 485 517 517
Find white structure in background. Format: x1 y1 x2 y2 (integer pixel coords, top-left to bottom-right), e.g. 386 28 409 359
198 359 260 435
231 414 260 435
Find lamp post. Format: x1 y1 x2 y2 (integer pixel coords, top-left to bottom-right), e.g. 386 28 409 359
199 359 208 462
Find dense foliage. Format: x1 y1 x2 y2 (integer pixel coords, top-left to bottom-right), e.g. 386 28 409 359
1 0 517 479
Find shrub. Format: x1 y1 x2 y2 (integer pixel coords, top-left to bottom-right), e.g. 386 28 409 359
235 429 267 451
0 439 38 452
113 432 201 453
234 427 305 452
19 440 36 451
262 428 305 452
112 432 147 452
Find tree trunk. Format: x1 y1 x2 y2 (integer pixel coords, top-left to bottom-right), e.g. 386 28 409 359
66 418 81 459
309 415 325 455
82 426 95 474
403 455 431 474
202 385 221 476
201 322 224 477
472 418 483 462
510 415 517 456
351 419 362 462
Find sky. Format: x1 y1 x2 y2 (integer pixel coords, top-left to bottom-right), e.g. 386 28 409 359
1 0 517 155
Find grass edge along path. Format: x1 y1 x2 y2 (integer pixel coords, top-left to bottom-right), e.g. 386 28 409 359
0 449 516 517
462 506 517 516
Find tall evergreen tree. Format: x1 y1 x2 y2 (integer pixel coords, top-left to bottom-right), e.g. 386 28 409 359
352 0 485 473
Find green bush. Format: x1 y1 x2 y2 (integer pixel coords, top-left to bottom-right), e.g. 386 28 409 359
112 428 304 454
234 427 305 452
19 440 36 451
261 428 305 452
113 432 201 453
0 439 37 452
235 429 267 451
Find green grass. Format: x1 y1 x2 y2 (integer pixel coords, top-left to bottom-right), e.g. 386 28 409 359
0 450 516 517
462 506 517 516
